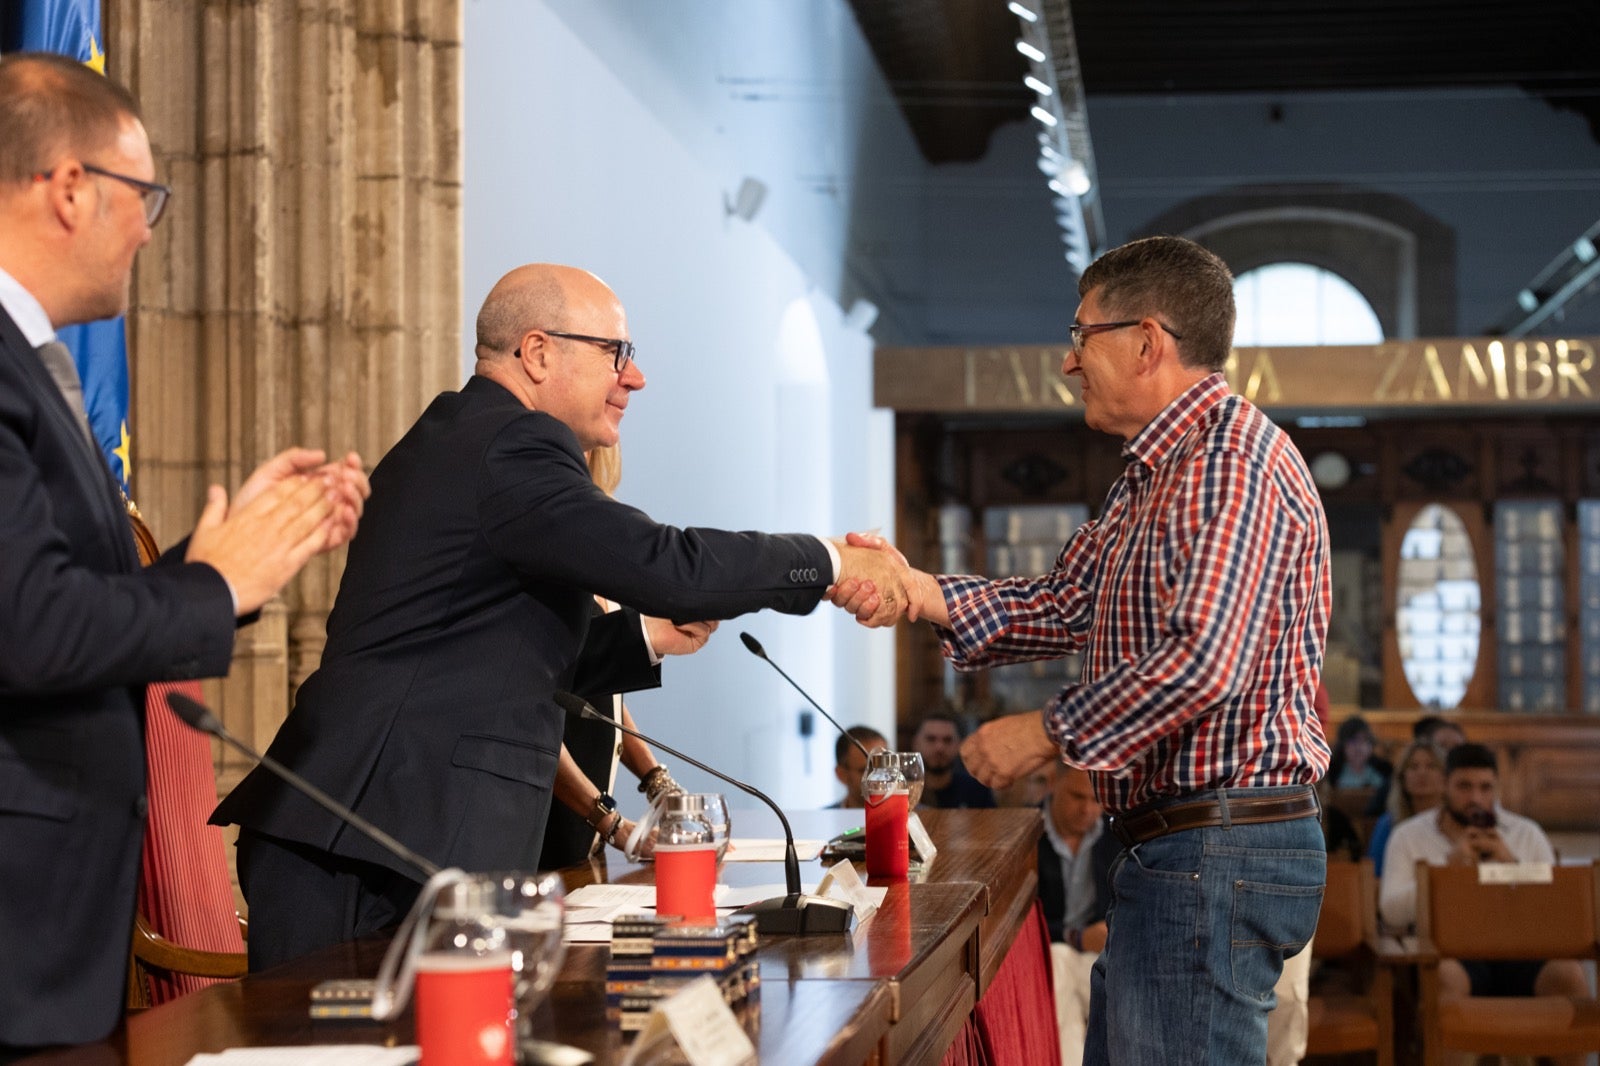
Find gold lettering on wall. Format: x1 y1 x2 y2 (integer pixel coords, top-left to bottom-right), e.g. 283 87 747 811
877 336 1600 412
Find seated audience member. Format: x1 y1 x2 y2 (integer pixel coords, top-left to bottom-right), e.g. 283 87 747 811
1366 738 1445 877
1378 743 1588 1057
1321 803 1364 862
1038 764 1115 1066
1325 715 1392 791
913 712 996 809
827 726 888 809
1413 714 1467 752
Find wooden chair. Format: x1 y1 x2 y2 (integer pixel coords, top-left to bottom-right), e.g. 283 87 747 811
1305 858 1395 1065
124 512 249 1008
1414 860 1600 1065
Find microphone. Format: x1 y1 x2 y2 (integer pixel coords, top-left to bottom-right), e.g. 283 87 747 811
739 631 867 762
551 691 854 936
166 692 441 880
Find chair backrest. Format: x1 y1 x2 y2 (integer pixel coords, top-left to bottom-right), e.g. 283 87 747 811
1417 861 1598 961
1312 858 1375 959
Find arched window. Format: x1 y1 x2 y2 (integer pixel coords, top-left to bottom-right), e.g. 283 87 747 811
1233 261 1385 346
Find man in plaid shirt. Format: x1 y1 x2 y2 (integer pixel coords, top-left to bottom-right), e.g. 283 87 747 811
833 236 1331 1064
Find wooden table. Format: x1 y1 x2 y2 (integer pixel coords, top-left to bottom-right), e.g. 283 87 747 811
23 808 1042 1066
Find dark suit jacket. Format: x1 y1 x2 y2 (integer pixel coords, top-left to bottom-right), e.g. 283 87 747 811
0 306 236 1045
213 375 833 880
1037 813 1118 944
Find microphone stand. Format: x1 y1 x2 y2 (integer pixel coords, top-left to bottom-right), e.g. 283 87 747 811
739 630 868 762
552 691 854 935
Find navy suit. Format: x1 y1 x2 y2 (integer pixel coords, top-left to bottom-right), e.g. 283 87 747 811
214 375 833 961
0 306 236 1046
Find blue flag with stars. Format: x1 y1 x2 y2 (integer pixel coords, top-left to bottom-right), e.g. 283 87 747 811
3 0 133 492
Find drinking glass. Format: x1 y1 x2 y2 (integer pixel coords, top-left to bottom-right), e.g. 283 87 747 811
484 871 567 1051
894 752 926 810
680 791 732 868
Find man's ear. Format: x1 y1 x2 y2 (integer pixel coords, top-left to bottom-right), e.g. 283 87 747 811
516 329 550 383
834 765 849 787
40 162 90 231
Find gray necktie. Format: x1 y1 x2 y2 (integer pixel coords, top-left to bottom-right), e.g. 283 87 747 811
36 339 100 453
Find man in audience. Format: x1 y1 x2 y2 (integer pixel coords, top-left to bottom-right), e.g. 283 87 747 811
828 725 887 809
0 54 367 1055
213 263 911 970
913 712 996 808
1379 742 1588 1056
1038 764 1115 1066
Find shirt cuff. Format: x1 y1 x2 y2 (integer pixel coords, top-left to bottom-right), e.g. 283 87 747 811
639 615 663 666
821 537 842 582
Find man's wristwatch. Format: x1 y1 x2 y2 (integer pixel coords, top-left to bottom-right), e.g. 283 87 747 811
588 791 618 830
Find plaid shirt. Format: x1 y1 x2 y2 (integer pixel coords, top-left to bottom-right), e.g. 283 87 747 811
936 374 1331 813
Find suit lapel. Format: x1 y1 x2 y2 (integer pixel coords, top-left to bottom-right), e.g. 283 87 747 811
0 309 136 568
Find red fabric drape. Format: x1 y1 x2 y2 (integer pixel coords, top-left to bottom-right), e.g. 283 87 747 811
973 900 1063 1066
135 680 246 1003
940 1017 987 1066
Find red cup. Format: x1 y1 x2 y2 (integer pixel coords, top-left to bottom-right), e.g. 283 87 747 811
864 790 909 880
655 842 718 921
415 951 515 1066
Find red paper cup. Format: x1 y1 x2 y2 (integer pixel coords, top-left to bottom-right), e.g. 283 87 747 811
655 842 718 921
415 951 515 1066
865 791 909 880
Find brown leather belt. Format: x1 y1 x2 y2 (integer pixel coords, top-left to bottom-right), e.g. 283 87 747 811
1109 786 1320 849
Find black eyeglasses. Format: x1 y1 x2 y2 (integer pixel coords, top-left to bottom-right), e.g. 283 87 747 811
1068 319 1183 354
520 329 637 372
38 163 172 227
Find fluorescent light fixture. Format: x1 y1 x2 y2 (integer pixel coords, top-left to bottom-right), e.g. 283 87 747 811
1016 40 1046 62
1517 288 1539 313
1048 178 1068 196
1576 237 1598 263
1008 1 1040 23
1024 75 1053 97
1064 162 1092 196
1030 105 1057 128
1037 153 1063 176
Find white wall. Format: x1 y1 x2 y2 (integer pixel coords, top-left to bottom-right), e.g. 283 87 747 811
463 1 902 810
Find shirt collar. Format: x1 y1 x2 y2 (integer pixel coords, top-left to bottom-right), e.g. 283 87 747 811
1122 373 1230 471
1042 804 1104 859
0 265 56 349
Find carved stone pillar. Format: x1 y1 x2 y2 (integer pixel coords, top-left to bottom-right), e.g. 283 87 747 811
106 1 463 787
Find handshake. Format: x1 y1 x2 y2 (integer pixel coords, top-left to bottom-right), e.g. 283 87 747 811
825 532 947 629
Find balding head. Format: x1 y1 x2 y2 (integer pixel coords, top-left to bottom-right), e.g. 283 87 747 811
471 264 644 451
0 52 141 185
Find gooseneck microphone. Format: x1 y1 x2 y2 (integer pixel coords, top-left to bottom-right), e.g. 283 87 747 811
739 630 868 762
166 692 441 880
552 691 854 935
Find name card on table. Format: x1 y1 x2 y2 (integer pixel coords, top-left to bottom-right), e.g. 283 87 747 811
1477 861 1553 885
624 975 755 1066
816 858 880 924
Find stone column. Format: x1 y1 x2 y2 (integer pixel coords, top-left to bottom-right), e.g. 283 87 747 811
105 0 463 787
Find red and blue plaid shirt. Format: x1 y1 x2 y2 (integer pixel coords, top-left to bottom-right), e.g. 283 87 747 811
936 374 1332 813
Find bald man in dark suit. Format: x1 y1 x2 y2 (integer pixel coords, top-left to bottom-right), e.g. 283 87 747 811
215 263 909 969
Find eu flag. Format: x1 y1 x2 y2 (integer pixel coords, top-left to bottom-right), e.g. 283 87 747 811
2 0 133 492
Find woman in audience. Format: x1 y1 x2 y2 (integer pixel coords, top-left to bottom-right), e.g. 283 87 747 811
1325 715 1392 791
1366 739 1445 876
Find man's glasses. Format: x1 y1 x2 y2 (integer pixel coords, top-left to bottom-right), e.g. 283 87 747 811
1068 319 1184 354
524 329 637 372
36 163 172 227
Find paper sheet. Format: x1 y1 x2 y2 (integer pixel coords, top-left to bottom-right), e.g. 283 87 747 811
185 1048 418 1066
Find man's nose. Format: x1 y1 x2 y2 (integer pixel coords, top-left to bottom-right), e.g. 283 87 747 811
621 360 646 390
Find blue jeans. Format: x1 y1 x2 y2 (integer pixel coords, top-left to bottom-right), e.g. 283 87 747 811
1083 789 1326 1065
